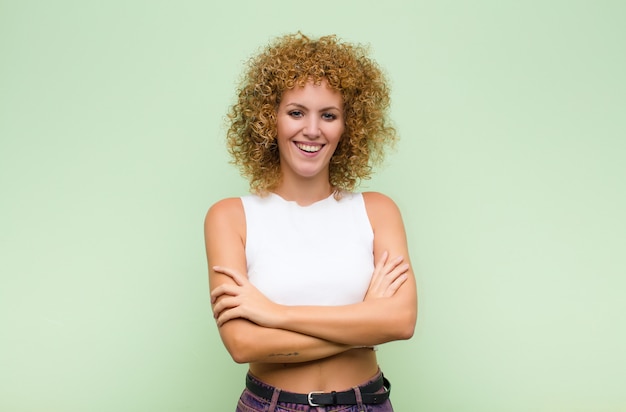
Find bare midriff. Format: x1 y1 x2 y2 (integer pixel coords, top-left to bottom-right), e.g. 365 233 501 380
249 348 379 393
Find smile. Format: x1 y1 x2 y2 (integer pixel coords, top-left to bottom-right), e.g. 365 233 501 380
295 142 323 153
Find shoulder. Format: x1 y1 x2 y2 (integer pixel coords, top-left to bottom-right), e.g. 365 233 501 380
361 191 404 228
204 198 248 278
361 191 401 214
204 197 245 231
206 197 244 218
361 192 409 250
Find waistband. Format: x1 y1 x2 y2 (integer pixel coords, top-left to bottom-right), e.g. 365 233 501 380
245 372 391 407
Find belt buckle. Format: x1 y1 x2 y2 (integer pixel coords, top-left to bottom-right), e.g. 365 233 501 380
307 391 324 406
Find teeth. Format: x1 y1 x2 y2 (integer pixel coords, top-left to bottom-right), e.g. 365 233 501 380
296 143 322 153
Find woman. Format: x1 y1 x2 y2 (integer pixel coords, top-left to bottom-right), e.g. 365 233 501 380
205 32 417 411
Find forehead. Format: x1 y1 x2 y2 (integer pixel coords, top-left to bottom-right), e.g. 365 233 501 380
280 79 343 107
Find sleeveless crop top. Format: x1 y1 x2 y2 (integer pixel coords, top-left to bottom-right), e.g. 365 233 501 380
241 192 374 306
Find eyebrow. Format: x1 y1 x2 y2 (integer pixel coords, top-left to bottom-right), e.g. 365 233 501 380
284 103 342 112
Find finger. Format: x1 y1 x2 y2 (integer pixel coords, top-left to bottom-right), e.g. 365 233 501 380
373 251 389 273
370 251 390 288
380 256 404 279
382 263 410 285
210 284 240 303
212 266 247 286
376 263 409 292
377 257 405 280
384 274 408 297
212 296 240 319
382 255 404 272
386 263 409 277
216 307 243 326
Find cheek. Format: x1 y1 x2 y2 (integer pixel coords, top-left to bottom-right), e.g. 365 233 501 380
322 121 344 137
277 119 298 138
333 124 345 141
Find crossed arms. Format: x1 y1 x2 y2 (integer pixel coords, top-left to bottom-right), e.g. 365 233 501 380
204 192 417 364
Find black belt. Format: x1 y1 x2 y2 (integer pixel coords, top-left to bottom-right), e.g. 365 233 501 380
245 373 391 406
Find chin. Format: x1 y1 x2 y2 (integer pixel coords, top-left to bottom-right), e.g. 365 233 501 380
297 171 322 179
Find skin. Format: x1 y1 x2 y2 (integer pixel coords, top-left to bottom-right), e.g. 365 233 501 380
274 80 344 202
204 79 418 392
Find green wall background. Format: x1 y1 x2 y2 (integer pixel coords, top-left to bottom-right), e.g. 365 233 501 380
1 1 625 411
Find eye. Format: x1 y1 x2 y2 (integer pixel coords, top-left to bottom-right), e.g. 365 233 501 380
321 112 337 121
288 110 303 118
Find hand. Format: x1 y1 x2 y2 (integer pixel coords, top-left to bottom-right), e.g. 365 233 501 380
364 251 409 300
210 266 283 327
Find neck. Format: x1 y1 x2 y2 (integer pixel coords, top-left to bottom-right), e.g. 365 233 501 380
273 176 334 206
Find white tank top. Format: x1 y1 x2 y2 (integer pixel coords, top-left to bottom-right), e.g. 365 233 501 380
241 192 374 306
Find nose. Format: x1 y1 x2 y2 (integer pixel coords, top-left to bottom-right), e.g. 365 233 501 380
302 117 321 139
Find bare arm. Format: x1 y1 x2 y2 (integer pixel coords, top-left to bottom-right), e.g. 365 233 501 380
205 198 352 364
212 192 418 347
214 317 354 364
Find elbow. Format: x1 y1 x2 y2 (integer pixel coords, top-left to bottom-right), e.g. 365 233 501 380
379 321 414 344
392 320 415 341
221 328 255 364
395 307 417 341
230 350 250 365
398 320 415 340
226 340 253 364
374 301 417 344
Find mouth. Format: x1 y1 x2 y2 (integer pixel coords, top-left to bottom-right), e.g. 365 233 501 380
295 142 324 153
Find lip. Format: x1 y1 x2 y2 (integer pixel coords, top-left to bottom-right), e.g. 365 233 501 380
293 141 325 157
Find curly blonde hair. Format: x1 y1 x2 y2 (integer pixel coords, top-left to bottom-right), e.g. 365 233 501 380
226 32 397 194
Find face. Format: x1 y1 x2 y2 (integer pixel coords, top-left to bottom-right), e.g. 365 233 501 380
275 79 345 183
